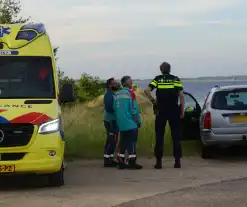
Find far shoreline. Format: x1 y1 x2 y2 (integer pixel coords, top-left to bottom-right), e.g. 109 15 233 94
134 79 247 83
181 79 247 83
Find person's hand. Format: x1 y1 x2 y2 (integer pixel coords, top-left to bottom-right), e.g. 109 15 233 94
180 111 184 119
153 104 157 115
136 122 141 128
151 99 157 115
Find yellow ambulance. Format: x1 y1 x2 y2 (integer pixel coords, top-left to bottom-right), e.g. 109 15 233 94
0 23 74 186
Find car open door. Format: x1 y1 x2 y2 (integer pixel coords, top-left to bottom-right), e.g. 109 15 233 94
180 92 201 141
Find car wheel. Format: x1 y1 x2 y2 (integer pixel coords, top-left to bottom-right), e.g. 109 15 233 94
201 145 214 159
47 166 64 187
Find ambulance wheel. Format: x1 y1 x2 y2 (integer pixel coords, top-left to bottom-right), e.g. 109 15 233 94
47 167 64 187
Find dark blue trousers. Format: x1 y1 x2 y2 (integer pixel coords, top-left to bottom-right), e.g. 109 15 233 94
155 113 182 159
104 121 119 160
118 128 138 162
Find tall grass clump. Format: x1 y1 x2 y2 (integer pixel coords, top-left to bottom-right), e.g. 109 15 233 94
63 90 200 158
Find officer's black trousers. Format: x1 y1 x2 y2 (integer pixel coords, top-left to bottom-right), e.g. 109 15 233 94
154 113 182 160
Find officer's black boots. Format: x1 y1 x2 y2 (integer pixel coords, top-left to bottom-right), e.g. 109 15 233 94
154 159 181 169
174 159 181 168
104 158 118 168
154 159 162 169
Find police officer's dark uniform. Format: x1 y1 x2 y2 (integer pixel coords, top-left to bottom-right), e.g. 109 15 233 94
148 62 183 169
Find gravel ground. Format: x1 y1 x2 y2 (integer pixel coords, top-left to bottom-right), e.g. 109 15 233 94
1 157 247 206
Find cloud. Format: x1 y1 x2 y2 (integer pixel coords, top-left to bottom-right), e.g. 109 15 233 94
47 24 133 45
20 0 244 45
205 20 240 25
19 0 247 78
157 20 241 27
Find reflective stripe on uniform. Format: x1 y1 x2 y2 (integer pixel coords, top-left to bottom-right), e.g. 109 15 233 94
150 80 157 87
104 154 114 158
117 153 125 158
174 83 182 87
151 76 183 89
156 80 183 89
128 154 136 158
157 82 174 85
174 80 183 87
157 84 174 89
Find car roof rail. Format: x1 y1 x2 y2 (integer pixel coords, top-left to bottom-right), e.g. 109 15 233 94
214 85 220 88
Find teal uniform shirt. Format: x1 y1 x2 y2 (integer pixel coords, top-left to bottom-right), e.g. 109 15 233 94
104 89 116 121
113 88 141 131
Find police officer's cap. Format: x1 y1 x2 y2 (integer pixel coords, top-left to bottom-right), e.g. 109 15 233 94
160 62 171 74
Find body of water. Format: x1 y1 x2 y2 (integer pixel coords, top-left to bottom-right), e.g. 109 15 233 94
137 80 247 106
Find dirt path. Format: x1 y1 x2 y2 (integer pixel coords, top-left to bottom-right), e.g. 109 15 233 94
1 157 247 207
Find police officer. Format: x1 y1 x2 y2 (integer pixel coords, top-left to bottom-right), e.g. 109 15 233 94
103 78 119 167
144 62 184 169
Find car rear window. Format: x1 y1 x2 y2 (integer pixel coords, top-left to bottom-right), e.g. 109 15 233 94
211 88 247 110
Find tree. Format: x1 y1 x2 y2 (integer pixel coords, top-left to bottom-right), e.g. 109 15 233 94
77 73 105 102
58 70 75 86
0 0 30 24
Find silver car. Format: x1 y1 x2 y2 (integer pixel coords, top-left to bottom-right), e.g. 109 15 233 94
181 85 247 159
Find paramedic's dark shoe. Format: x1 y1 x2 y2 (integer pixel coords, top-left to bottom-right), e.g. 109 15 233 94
174 159 181 169
104 159 118 168
154 159 162 169
112 160 118 165
128 159 143 170
118 162 128 169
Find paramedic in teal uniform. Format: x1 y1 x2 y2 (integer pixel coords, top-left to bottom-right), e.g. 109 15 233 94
114 76 142 170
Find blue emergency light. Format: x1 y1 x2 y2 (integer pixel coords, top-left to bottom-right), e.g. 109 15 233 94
15 30 37 41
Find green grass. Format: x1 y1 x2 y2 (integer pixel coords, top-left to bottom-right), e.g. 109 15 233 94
62 91 201 158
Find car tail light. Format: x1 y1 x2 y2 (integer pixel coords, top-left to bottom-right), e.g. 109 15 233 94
204 112 211 129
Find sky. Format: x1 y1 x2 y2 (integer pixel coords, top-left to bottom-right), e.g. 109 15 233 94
20 0 247 79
